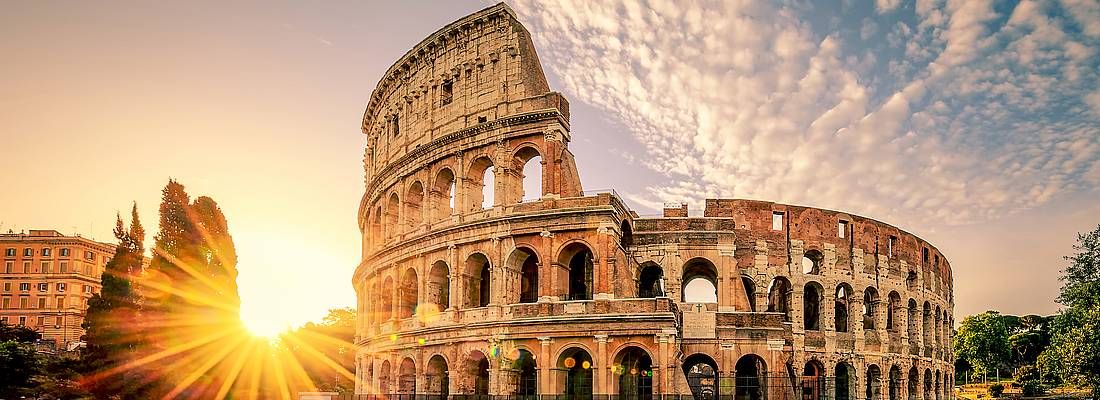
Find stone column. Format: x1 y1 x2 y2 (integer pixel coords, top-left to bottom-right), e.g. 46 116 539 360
596 334 609 395
538 337 552 396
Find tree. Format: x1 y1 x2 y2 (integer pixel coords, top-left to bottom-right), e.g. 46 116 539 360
0 340 41 397
953 311 1011 377
1041 224 1100 396
282 308 357 394
80 205 147 398
0 320 42 343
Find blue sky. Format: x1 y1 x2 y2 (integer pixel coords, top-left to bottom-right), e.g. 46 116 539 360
1 0 1097 329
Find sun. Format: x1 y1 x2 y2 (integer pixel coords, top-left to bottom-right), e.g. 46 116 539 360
242 316 289 339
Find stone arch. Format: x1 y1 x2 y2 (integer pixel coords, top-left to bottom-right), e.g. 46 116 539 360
741 274 757 312
934 305 943 349
468 155 495 210
510 348 538 397
908 366 919 400
426 354 449 396
935 370 943 400
506 246 540 303
835 361 857 400
638 262 664 298
887 291 902 332
433 167 457 221
464 253 492 308
399 267 419 319
620 220 633 248
556 346 594 398
802 359 826 400
923 301 933 349
889 365 903 400
908 299 920 341
379 359 393 395
802 249 824 275
558 242 595 301
427 260 450 312
866 364 882 400
386 192 401 238
380 276 394 322
804 281 824 331
682 353 719 400
514 144 543 203
735 354 768 400
863 286 881 330
768 276 793 322
924 369 933 400
398 356 417 394
405 181 425 229
835 283 853 333
682 257 718 303
370 205 383 249
613 346 653 400
464 350 490 395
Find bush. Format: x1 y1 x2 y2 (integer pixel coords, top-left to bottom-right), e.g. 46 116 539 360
1015 365 1039 383
990 383 1005 398
1020 380 1044 397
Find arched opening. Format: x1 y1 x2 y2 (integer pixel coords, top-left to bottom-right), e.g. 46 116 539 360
908 367 919 400
405 181 424 229
682 258 718 303
638 263 664 298
434 168 456 221
507 247 540 304
735 354 767 400
399 267 419 319
802 249 823 275
468 156 495 210
557 347 594 400
465 253 491 308
682 353 719 400
559 243 594 301
887 291 902 331
379 360 392 395
380 277 394 322
368 281 378 327
741 275 756 311
466 351 490 396
398 357 417 395
803 282 823 331
370 206 382 250
864 287 880 330
801 360 825 400
923 302 933 348
386 193 400 239
515 146 543 202
889 365 902 400
427 261 450 312
924 369 933 400
835 362 856 400
908 299 920 341
835 283 852 333
426 355 449 397
513 349 537 398
865 364 882 400
615 346 653 400
620 220 634 248
934 305 943 348
935 371 943 400
768 277 793 321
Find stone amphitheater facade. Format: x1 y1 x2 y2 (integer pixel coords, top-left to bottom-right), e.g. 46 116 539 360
353 4 954 400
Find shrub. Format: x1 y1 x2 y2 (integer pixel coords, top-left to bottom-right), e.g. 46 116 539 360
990 383 1005 398
1020 380 1044 397
1015 365 1039 383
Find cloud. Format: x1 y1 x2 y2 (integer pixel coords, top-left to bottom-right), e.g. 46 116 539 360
511 0 1100 227
877 0 903 13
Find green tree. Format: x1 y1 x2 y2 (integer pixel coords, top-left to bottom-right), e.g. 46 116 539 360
0 320 42 343
0 340 42 397
282 308 356 393
80 205 147 398
1041 224 1100 396
953 311 1011 377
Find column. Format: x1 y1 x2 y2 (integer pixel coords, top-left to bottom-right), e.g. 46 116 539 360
539 337 552 396
596 334 609 395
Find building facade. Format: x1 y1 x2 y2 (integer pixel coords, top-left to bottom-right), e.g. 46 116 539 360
353 3 954 400
1 229 114 350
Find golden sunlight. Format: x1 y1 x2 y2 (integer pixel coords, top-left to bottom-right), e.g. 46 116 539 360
242 316 289 339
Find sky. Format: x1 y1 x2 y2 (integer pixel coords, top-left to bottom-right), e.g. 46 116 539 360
1 0 1097 332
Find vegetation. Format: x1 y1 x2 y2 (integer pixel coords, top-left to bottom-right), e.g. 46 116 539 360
280 307 357 394
1039 224 1100 397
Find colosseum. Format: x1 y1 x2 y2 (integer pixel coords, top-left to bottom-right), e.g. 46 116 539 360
353 3 954 400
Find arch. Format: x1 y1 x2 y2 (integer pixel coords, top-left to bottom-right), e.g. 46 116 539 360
734 354 767 400
924 369 933 400
514 145 543 203
614 346 653 400
398 357 417 395
683 353 719 400
682 258 718 303
399 267 419 319
835 283 853 333
866 364 882 400
863 287 880 330
803 282 824 331
386 193 401 239
427 261 450 311
768 277 793 322
468 156 495 210
512 349 537 398
638 262 664 298
801 359 825 400
835 362 856 400
557 347 594 400
887 291 902 331
426 354 449 397
380 277 394 322
559 242 594 301
369 206 382 250
405 181 425 229
506 247 540 303
465 253 492 308
802 249 823 275
379 360 392 395
741 275 756 312
433 167 456 221
368 280 379 327
620 220 634 248
889 365 902 400
923 301 933 348
908 299 920 340
935 371 943 400
934 305 943 348
465 350 490 396
908 366 919 400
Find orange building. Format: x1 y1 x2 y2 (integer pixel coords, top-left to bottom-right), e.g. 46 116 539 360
0 229 114 351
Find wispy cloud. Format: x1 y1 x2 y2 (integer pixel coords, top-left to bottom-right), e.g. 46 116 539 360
511 0 1100 227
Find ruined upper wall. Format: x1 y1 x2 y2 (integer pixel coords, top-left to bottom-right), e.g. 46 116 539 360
361 2 568 185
